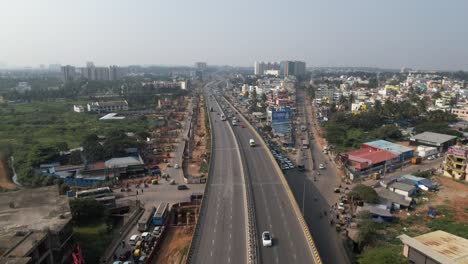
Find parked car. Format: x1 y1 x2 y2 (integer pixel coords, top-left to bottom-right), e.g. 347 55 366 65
262 231 273 247
153 226 162 236
129 235 140 246
178 185 189 190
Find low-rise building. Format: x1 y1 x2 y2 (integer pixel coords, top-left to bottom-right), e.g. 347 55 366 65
363 140 414 162
451 106 468 121
0 186 74 264
443 144 468 182
387 182 417 200
87 100 129 113
399 230 468 264
410 132 457 152
73 105 85 113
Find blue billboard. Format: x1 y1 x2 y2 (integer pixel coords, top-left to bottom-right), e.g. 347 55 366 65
272 109 290 122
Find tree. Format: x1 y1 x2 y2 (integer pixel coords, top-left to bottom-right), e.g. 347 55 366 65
29 144 59 166
55 142 69 152
356 211 378 248
377 125 403 141
70 198 107 226
348 184 379 203
359 244 406 264
82 134 105 162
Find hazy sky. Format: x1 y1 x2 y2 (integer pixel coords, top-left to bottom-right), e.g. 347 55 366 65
1 0 468 70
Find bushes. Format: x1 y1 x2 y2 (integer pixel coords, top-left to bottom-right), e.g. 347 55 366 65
69 198 107 226
359 244 406 264
348 184 379 203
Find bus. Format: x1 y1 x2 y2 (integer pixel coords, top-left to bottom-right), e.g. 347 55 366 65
138 206 156 232
75 187 112 199
153 202 169 226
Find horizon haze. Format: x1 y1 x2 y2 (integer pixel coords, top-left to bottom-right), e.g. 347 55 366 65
1 0 468 70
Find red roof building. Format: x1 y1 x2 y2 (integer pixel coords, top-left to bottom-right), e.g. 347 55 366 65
346 147 398 171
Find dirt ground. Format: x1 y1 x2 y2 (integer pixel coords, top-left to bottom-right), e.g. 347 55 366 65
152 226 194 264
0 156 17 190
427 176 468 223
187 96 208 177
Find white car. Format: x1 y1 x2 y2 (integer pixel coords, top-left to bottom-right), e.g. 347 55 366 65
153 226 162 236
262 231 273 247
319 163 325 170
174 163 180 169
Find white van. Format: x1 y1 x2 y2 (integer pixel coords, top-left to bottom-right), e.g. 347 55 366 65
249 139 256 147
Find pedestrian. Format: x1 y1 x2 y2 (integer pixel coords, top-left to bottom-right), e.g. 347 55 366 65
141 189 144 193
136 190 139 195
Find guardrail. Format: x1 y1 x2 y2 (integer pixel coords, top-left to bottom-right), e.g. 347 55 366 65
185 92 216 263
223 96 323 264
220 98 259 264
232 119 260 264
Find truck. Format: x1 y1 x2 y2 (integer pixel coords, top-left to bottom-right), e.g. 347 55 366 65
297 149 305 171
411 156 422 165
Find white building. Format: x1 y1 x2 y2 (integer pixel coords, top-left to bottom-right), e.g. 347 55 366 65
87 100 129 113
73 105 85 113
180 80 188 90
254 61 280 75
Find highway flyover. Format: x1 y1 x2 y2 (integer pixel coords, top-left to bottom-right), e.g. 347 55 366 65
190 84 248 263
224 100 319 264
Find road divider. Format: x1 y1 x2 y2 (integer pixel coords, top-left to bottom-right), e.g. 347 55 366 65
223 96 323 264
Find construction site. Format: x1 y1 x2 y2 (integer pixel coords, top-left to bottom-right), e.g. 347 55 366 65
183 92 210 180
443 144 468 182
151 202 200 264
144 95 191 173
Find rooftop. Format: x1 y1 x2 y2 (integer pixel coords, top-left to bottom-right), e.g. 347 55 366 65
96 100 128 107
389 182 416 192
399 230 468 264
364 140 414 155
410 132 457 145
0 186 71 236
347 147 398 165
0 186 71 257
375 187 412 207
0 257 31 264
105 156 144 168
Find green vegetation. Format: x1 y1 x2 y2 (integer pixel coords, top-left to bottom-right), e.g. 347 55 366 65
0 101 151 185
324 100 459 150
357 204 468 263
74 222 112 264
70 198 108 225
426 206 468 239
348 184 379 203
356 211 378 247
199 162 209 174
358 244 406 264
71 198 114 263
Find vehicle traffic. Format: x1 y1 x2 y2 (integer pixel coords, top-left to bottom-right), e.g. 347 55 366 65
249 139 256 147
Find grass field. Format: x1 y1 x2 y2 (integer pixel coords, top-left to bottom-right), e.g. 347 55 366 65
0 100 151 185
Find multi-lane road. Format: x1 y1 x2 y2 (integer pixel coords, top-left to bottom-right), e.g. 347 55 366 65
191 81 320 264
224 99 318 264
191 83 248 263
